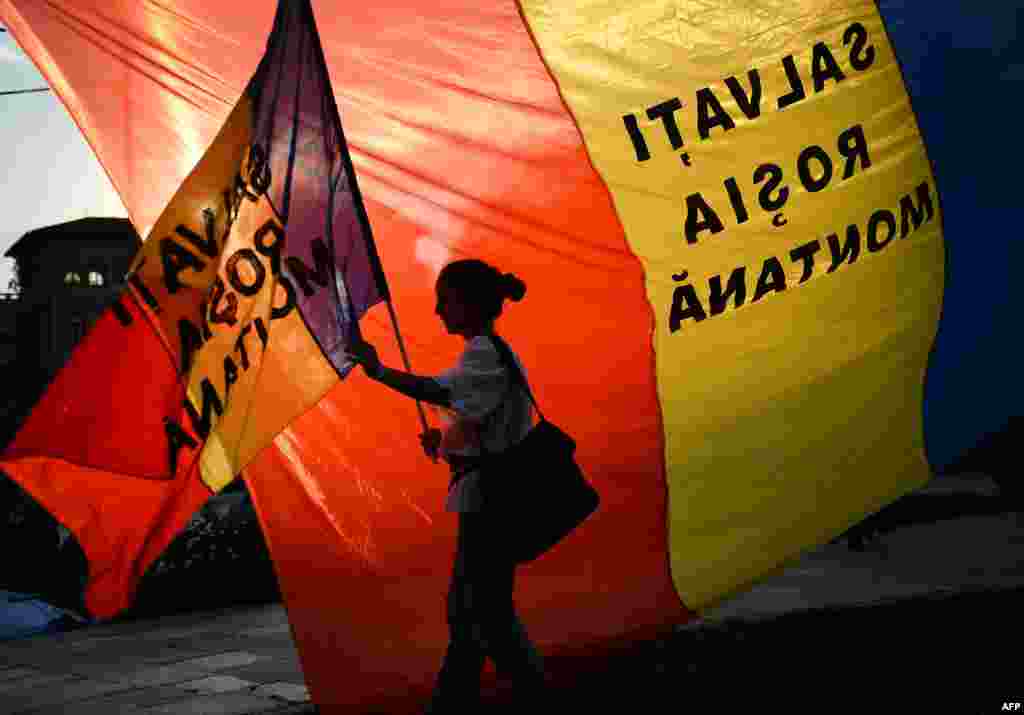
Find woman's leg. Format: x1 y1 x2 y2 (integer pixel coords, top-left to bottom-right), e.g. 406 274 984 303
427 513 487 712
428 512 547 711
464 515 546 697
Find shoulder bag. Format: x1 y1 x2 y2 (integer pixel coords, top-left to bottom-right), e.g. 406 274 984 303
475 334 600 564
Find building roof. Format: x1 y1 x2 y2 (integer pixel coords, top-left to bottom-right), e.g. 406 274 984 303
4 217 141 260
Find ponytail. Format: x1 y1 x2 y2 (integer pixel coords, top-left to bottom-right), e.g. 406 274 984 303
438 259 527 321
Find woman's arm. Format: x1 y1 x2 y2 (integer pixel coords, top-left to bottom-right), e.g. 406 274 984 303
348 339 451 407
371 366 451 407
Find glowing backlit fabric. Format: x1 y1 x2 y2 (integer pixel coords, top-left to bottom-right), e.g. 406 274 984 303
0 0 386 617
0 0 945 711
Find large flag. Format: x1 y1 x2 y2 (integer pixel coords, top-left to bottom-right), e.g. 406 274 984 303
518 0 944 608
0 0 979 711
0 0 387 618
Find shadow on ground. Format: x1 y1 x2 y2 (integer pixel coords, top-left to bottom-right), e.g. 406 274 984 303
287 585 1020 713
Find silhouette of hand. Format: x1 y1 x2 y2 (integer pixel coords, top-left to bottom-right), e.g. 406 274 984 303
348 339 382 377
420 428 442 462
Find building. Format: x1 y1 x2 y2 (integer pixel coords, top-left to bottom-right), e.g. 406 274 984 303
0 291 17 369
1 217 141 443
0 290 18 427
0 218 263 610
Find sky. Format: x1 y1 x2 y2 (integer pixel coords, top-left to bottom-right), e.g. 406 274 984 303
0 29 128 292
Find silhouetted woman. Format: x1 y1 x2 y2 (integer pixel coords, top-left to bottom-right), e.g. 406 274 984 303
347 258 546 712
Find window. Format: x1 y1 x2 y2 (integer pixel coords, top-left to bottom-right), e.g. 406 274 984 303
88 271 105 287
64 271 82 285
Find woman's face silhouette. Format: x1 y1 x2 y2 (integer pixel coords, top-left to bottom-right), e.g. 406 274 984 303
435 281 480 338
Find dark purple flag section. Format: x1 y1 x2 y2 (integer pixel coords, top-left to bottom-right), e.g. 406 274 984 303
246 0 389 377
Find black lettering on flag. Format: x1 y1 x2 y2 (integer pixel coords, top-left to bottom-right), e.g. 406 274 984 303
838 124 871 178
227 248 266 297
234 171 263 205
900 182 934 237
164 416 198 476
183 378 224 441
867 209 897 252
254 220 285 275
646 98 685 150
246 143 272 196
272 275 297 320
725 70 763 120
811 41 846 92
234 323 253 370
684 193 725 245
754 163 789 211
209 277 239 327
223 355 239 401
696 87 736 139
668 271 707 332
622 113 651 162
778 54 807 110
826 224 861 272
709 267 747 316
724 177 750 224
798 144 833 193
198 298 213 340
175 214 218 259
285 238 332 297
224 187 241 226
254 317 269 349
160 238 206 294
752 256 787 302
789 240 822 283
178 318 205 375
844 22 875 71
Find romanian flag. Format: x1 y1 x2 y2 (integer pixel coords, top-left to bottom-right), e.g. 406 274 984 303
0 0 948 711
1 0 387 618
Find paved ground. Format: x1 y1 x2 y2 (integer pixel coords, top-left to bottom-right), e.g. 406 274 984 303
0 473 1020 713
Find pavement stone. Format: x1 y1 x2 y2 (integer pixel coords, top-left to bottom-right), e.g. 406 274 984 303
0 672 79 696
134 692 289 714
14 700 144 715
17 683 203 713
0 675 139 712
0 666 40 682
64 649 218 675
177 675 258 694
218 659 306 684
114 663 219 688
177 651 273 671
240 624 292 638
699 509 1024 625
251 683 310 703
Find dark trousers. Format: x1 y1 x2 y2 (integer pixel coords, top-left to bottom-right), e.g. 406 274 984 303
427 512 545 711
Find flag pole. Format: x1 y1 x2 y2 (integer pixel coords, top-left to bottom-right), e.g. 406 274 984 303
384 298 428 430
308 0 432 450
339 265 431 442
382 298 434 449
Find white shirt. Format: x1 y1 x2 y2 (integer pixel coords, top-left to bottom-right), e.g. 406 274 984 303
432 335 534 512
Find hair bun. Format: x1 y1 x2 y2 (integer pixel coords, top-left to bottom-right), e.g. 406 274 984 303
502 272 526 302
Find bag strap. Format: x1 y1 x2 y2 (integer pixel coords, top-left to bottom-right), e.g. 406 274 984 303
458 334 538 472
485 333 545 422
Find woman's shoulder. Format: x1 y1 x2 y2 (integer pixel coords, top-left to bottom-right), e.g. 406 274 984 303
461 335 523 373
467 334 522 358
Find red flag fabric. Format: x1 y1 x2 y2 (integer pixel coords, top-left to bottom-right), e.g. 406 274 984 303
0 3 692 709
1 0 392 620
33 0 987 711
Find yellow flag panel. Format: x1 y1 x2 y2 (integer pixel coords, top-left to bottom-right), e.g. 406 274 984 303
520 0 944 610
